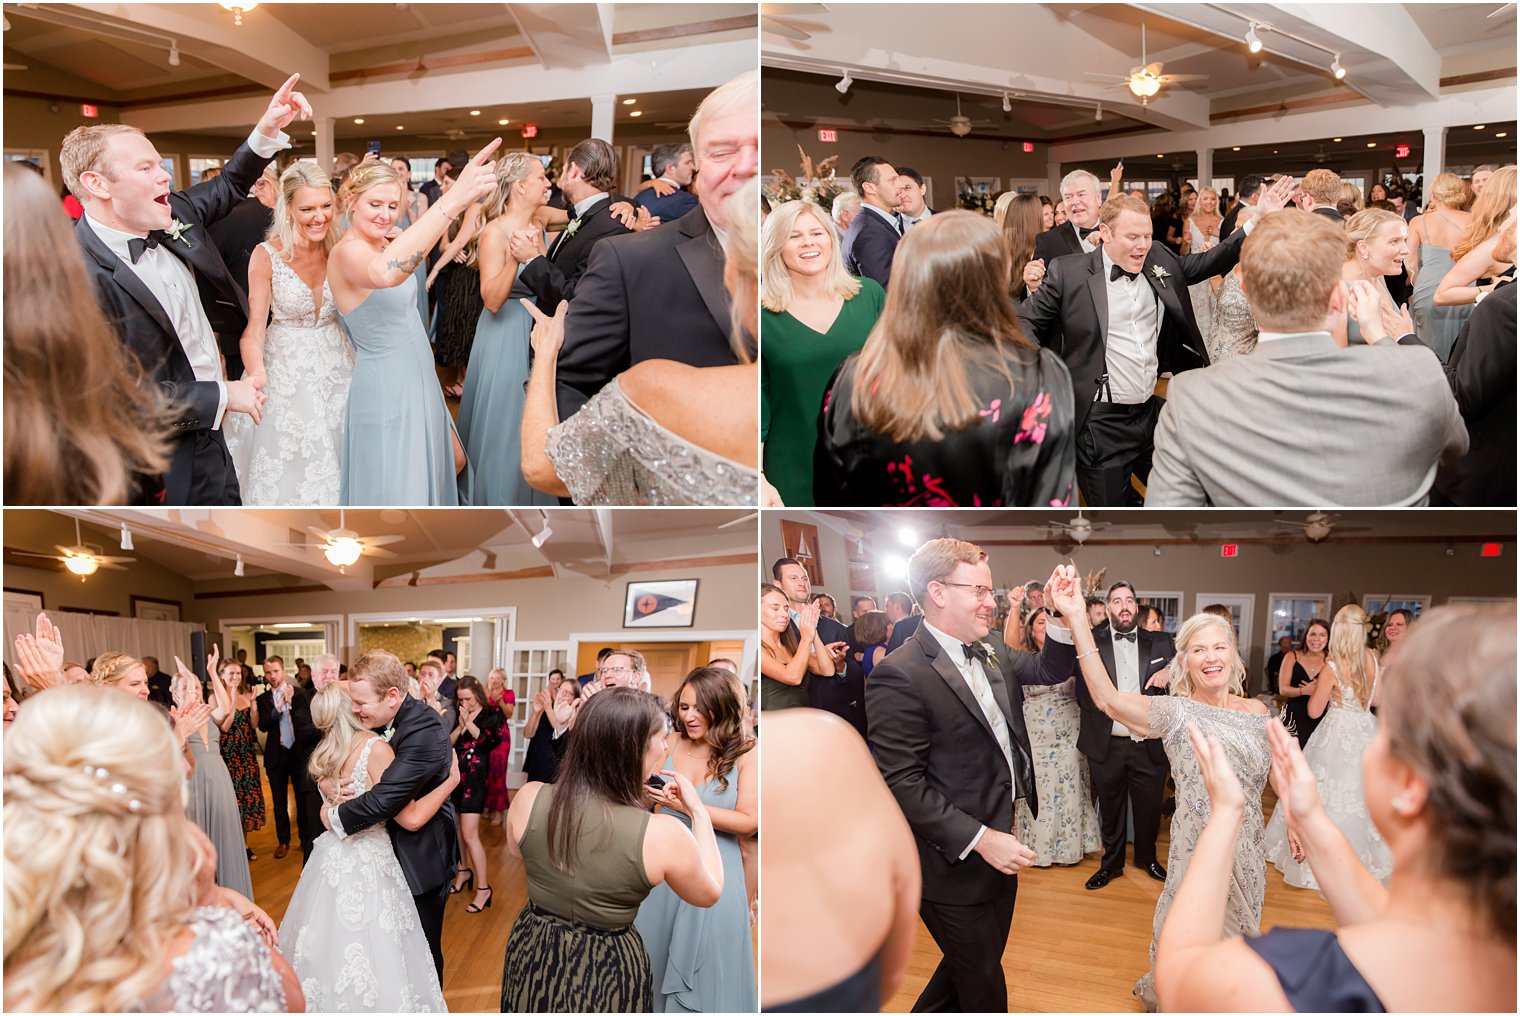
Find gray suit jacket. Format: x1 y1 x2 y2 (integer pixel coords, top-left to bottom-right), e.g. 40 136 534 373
1145 332 1468 506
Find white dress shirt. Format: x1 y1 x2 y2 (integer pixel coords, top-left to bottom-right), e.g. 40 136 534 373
920 619 1019 859
81 127 289 430
862 202 903 235
1044 619 1144 737
1072 220 1099 254
572 191 610 219
1099 248 1162 404
902 207 932 229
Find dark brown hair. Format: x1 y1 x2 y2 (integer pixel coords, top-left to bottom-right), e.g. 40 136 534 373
1381 605 1515 942
545 687 666 874
4 163 171 503
1001 193 1045 300
849 211 1037 443
761 583 801 656
567 138 618 193
670 667 754 792
854 609 889 648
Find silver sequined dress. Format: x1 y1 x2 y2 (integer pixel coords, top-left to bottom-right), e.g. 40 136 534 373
545 378 759 505
1134 695 1271 1011
132 906 286 1011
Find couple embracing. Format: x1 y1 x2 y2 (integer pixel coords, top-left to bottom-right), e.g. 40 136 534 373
278 651 459 1011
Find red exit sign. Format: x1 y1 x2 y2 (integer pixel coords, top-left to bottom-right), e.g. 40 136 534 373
520 123 538 139
1220 544 1239 559
1022 141 1034 153
817 128 837 143
1394 143 1411 159
1482 543 1503 557
81 103 98 118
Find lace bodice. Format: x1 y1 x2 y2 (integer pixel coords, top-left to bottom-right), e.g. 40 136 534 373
1326 659 1378 714
267 242 339 329
545 377 759 505
133 906 286 1012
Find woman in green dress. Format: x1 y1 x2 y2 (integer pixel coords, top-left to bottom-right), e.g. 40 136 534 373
760 199 885 506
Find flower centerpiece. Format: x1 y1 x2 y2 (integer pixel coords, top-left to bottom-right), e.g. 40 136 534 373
766 145 846 212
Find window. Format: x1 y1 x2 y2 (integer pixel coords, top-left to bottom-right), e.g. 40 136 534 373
1268 593 1332 643
189 157 224 186
1360 594 1431 619
5 149 51 182
1194 593 1255 652
1137 591 1184 631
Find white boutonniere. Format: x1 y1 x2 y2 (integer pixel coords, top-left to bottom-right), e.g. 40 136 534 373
978 641 1000 669
563 217 582 238
1149 265 1171 288
165 218 195 249
380 722 396 743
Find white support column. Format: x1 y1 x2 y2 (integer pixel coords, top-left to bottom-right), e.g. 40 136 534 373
1422 125 1447 199
1047 155 1063 197
313 116 334 173
1196 147 1214 190
591 93 615 144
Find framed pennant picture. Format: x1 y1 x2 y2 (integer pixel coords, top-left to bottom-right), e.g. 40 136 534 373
624 579 699 628
780 520 825 587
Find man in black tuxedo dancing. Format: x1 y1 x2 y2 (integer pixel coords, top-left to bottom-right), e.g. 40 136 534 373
1018 177 1296 505
64 73 312 504
866 541 1069 1011
509 138 632 309
324 651 458 979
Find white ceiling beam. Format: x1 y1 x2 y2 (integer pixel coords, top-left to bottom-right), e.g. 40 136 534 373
506 3 612 68
120 37 748 134
1047 82 1515 164
71 1 331 92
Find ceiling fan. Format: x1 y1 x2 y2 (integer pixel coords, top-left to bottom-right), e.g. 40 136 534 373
11 518 135 580
301 510 405 572
1271 511 1372 543
761 3 828 42
1044 510 1111 544
1086 16 1207 106
927 94 994 137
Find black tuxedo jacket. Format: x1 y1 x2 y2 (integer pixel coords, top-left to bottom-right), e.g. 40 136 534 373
1033 220 1092 263
840 206 901 290
1311 206 1345 225
76 140 275 502
519 194 632 310
256 682 320 783
1017 228 1246 433
1043 624 1173 763
336 695 459 895
1434 280 1517 506
884 613 922 654
208 196 275 301
555 204 738 419
866 629 1067 905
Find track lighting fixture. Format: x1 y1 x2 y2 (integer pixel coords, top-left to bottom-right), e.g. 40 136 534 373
168 40 180 66
234 554 245 577
120 524 133 551
1245 22 1263 54
1002 92 1011 113
1331 54 1345 79
835 69 852 94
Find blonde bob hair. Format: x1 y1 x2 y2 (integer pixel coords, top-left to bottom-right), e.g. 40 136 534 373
4 685 200 1011
308 684 368 785
267 160 338 259
761 199 861 312
1166 613 1247 699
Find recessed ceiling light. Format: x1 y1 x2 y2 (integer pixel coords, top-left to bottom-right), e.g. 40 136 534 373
469 109 481 116
1231 146 1241 151
1474 124 1486 130
498 118 510 125
1497 131 1509 138
1332 137 1342 142
622 98 637 105
1273 149 1279 154
353 117 364 124
1366 141 1377 148
1156 153 1164 158
630 110 643 117
395 125 404 130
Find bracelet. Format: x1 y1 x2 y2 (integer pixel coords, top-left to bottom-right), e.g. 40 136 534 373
437 202 461 222
1076 648 1099 660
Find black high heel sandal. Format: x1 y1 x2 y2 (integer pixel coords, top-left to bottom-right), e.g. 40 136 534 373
467 886 493 913
450 867 474 894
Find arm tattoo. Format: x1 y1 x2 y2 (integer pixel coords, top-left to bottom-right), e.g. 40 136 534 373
385 249 428 274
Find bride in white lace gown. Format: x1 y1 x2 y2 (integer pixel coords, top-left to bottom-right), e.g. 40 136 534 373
226 162 354 505
279 686 458 1011
1264 605 1392 889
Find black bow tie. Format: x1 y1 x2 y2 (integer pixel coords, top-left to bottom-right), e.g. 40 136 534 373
127 230 167 264
1080 225 1101 240
962 642 990 664
1110 264 1139 283
1112 629 1137 642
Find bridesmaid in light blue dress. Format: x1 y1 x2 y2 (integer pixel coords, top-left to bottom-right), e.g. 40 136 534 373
635 668 758 1013
391 156 432 332
459 151 559 505
327 151 500 505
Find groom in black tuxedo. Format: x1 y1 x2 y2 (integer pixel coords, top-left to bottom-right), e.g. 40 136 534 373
65 74 312 505
510 138 632 310
1042 581 1174 889
325 651 458 979
866 542 1068 1011
1018 177 1296 505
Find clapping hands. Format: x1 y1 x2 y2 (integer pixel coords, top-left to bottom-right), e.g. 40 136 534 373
1254 175 1298 217
13 611 66 691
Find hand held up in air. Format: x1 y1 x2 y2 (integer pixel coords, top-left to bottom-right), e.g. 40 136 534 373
439 139 503 218
256 73 313 138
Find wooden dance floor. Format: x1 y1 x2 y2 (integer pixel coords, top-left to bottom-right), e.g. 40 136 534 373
886 790 1337 1013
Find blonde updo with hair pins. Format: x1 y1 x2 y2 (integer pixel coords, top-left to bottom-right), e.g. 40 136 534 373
483 150 546 224
337 159 403 214
4 685 201 1011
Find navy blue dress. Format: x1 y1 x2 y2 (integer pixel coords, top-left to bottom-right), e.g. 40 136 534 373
1245 927 1386 1012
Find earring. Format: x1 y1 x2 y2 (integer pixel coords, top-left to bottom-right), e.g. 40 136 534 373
1393 794 1410 811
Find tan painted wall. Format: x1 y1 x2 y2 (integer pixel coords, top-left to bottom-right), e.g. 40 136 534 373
4 559 197 620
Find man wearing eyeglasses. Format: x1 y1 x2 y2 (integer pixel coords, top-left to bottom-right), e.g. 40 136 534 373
865 539 1069 1013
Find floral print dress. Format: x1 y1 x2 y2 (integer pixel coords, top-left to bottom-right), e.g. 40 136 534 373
219 704 266 833
1015 678 1101 865
485 689 515 811
814 345 1077 506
